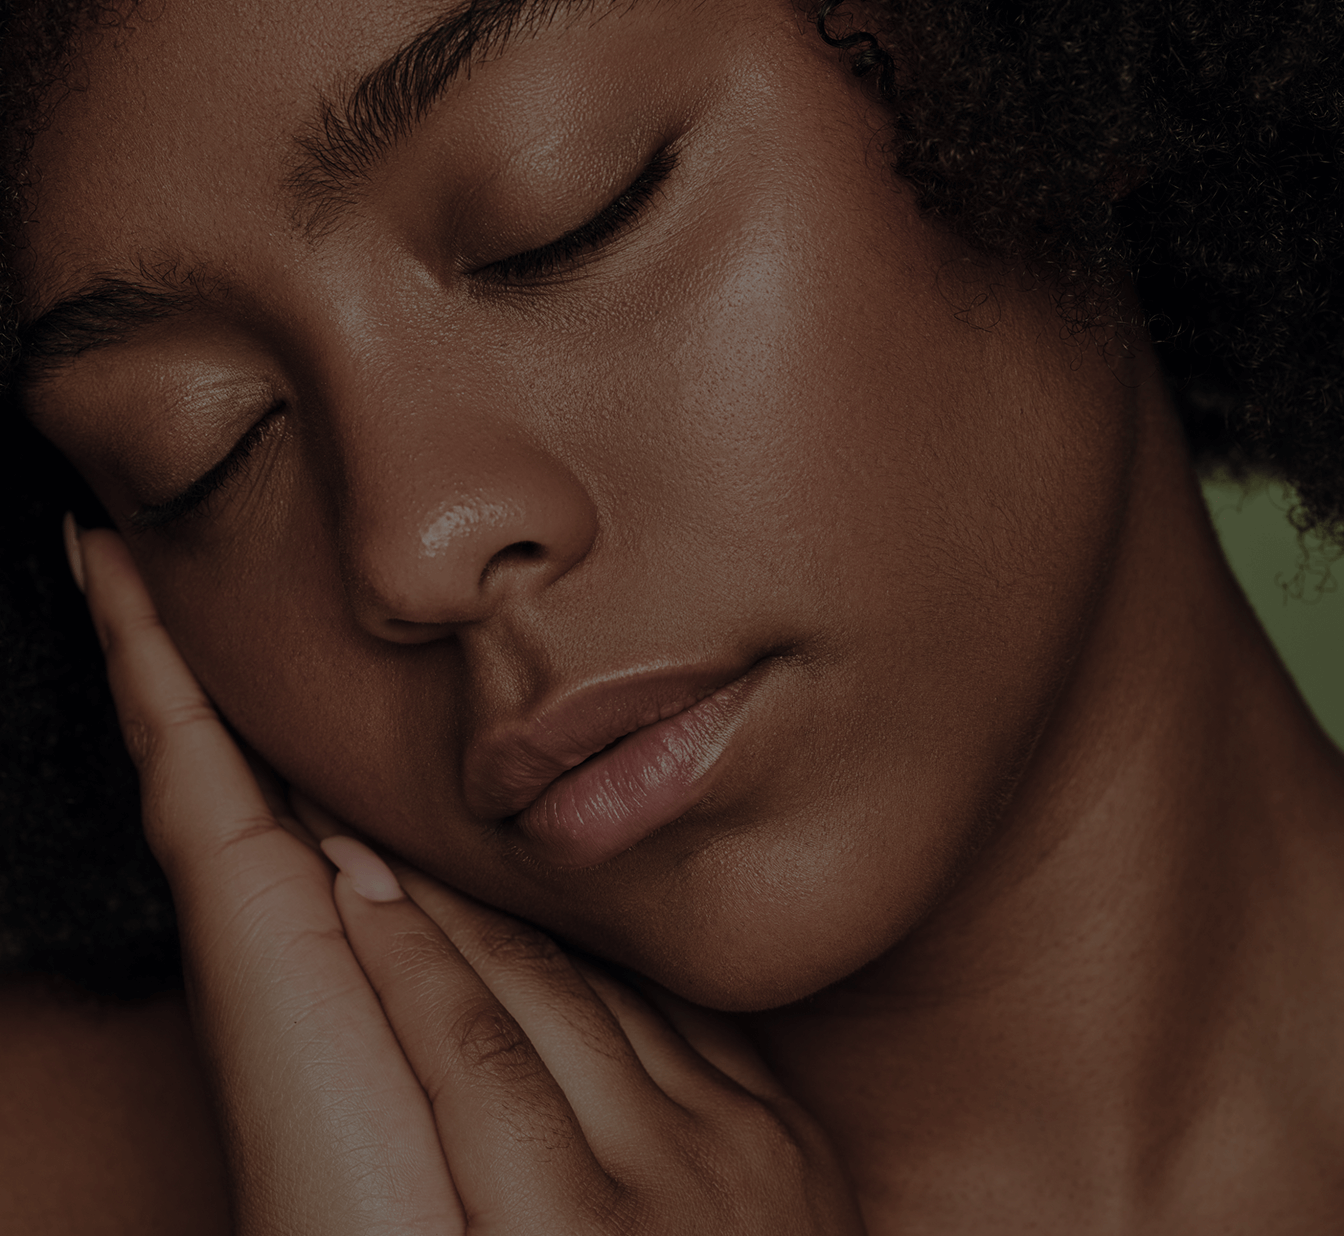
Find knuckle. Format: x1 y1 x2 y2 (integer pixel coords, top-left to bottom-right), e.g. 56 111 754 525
686 1096 807 1186
437 999 581 1158
458 920 633 1065
156 694 220 732
544 990 631 1067
99 603 164 658
119 696 217 773
468 914 565 972
151 823 292 903
446 998 539 1079
119 715 160 771
567 1174 637 1236
201 813 290 866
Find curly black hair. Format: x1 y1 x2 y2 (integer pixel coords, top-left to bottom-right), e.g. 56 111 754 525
1 0 1341 995
816 0 1344 539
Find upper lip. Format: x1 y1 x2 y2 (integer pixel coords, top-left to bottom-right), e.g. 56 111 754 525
463 658 759 820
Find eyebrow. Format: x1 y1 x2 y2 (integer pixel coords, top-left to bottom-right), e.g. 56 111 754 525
14 0 603 386
15 274 200 389
288 0 597 236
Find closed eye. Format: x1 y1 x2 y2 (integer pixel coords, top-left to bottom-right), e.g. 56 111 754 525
129 403 284 532
127 152 676 531
474 145 678 285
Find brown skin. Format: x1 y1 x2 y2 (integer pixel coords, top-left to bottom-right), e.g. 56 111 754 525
27 0 1130 1011
11 0 1344 1230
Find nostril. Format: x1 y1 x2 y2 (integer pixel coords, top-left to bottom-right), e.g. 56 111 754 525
479 539 545 586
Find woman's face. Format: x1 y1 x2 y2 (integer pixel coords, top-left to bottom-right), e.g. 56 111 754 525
22 0 1135 1009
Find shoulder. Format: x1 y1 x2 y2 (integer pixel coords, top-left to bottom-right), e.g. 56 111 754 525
0 974 230 1235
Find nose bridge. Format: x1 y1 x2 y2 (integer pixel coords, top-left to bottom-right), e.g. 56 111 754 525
331 380 599 640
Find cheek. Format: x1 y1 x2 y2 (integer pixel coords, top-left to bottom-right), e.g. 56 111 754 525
653 178 1132 692
555 234 1136 1005
820 307 1132 806
138 518 468 840
128 179 1134 1011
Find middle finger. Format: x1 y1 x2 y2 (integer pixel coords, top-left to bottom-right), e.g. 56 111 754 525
395 866 691 1155
327 844 628 1229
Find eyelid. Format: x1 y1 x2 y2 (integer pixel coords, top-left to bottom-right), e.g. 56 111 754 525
473 145 678 285
129 402 284 532
124 151 678 530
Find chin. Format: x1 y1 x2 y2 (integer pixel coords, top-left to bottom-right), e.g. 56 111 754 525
658 957 863 1015
570 844 935 1014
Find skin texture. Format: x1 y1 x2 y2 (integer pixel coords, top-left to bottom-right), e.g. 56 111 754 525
23 0 1133 1011
11 0 1344 1230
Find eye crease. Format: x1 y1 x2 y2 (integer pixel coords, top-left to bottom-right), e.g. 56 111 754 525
474 144 679 285
132 148 679 534
130 403 284 532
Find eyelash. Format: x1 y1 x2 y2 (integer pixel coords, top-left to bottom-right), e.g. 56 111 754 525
129 404 283 532
134 149 676 531
475 145 678 284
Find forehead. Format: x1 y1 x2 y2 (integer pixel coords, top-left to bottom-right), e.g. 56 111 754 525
21 0 673 310
28 0 399 278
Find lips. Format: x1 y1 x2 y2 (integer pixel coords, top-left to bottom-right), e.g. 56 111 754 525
464 659 765 868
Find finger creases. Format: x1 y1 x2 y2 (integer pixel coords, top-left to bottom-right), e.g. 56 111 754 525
331 873 627 1228
397 871 755 1132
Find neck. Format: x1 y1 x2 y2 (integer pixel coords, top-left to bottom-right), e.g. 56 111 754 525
744 382 1344 1232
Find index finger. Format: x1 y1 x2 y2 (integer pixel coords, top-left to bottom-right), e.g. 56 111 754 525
78 526 282 883
75 525 464 1234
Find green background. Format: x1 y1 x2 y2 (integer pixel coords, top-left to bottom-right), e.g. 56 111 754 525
1203 478 1344 748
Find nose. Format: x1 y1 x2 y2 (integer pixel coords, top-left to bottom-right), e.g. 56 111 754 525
342 426 599 641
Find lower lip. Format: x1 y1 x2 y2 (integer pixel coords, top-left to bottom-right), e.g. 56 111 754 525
515 669 762 868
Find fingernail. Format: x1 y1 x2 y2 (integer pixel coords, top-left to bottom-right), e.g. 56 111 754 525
320 835 405 902
62 512 86 595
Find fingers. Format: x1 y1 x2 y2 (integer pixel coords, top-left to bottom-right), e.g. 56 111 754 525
338 856 865 1235
327 842 620 1231
618 977 791 1103
396 869 680 1130
76 528 463 1234
80 528 276 880
570 959 788 1105
391 866 793 1138
74 525 837 1232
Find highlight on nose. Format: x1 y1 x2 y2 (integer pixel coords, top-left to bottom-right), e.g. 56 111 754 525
419 499 522 558
348 464 598 639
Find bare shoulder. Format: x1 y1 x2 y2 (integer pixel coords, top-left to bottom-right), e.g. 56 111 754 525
0 974 230 1235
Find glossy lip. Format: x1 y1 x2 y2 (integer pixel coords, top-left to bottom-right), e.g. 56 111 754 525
464 657 767 867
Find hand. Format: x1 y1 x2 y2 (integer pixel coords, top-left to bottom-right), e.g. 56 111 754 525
72 522 866 1236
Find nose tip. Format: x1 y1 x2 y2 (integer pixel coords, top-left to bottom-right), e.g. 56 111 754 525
347 462 598 641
